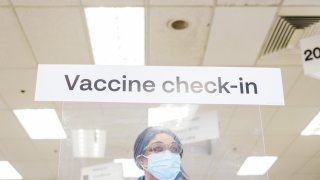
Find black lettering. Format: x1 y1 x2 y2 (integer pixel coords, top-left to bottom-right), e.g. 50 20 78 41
239 77 244 94
64 74 80 90
122 75 126 91
176 76 188 93
245 82 258 94
218 77 230 93
204 81 216 93
190 81 203 93
304 49 313 61
162 81 174 93
108 79 120 91
143 80 155 92
94 79 106 91
80 79 93 91
128 80 141 92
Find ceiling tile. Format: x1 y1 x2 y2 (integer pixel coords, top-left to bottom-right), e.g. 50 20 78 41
203 7 277 66
283 136 320 158
280 67 302 96
148 7 212 66
224 106 262 136
0 110 29 139
183 155 213 178
15 7 93 64
32 140 60 160
0 95 8 109
150 0 213 6
257 50 302 66
0 0 9 6
299 156 320 174
81 0 143 6
268 173 292 180
279 7 320 16
289 174 319 180
0 150 4 160
217 0 282 6
265 107 318 135
0 69 54 109
259 106 279 128
11 0 80 6
264 135 296 155
0 8 37 68
285 74 320 106
0 139 42 161
12 161 55 179
269 157 309 174
283 0 320 6
47 160 58 177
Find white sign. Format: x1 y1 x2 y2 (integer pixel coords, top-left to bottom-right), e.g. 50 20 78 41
300 35 320 79
171 111 219 144
81 163 123 180
35 65 284 105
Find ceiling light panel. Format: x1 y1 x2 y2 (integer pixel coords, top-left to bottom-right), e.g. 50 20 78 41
0 8 37 68
15 7 93 64
148 7 211 66
13 109 66 139
85 7 144 65
217 0 281 5
237 156 277 176
0 161 22 179
301 112 320 135
203 7 277 66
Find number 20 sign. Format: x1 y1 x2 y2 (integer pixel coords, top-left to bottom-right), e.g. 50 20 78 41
300 35 320 77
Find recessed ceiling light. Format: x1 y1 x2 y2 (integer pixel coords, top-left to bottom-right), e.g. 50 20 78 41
169 20 189 30
85 7 145 65
113 159 144 178
301 112 320 136
0 161 22 179
13 109 66 139
237 156 277 176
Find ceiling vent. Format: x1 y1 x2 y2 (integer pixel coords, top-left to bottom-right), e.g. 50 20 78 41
261 16 320 56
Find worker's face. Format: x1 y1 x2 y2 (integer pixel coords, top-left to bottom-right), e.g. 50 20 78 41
139 133 178 168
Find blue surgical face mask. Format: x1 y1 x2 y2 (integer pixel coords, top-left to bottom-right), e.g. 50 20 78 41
144 151 181 180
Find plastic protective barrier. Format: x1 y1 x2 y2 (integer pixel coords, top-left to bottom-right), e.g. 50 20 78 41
59 102 270 180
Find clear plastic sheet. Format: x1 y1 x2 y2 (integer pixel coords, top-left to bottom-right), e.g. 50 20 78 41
59 102 269 180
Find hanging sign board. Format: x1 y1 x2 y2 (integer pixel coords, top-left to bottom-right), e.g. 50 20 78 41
35 64 284 105
81 163 123 180
300 35 320 79
172 111 220 144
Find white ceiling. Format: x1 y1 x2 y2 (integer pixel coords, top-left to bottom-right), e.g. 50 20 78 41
1 0 320 180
